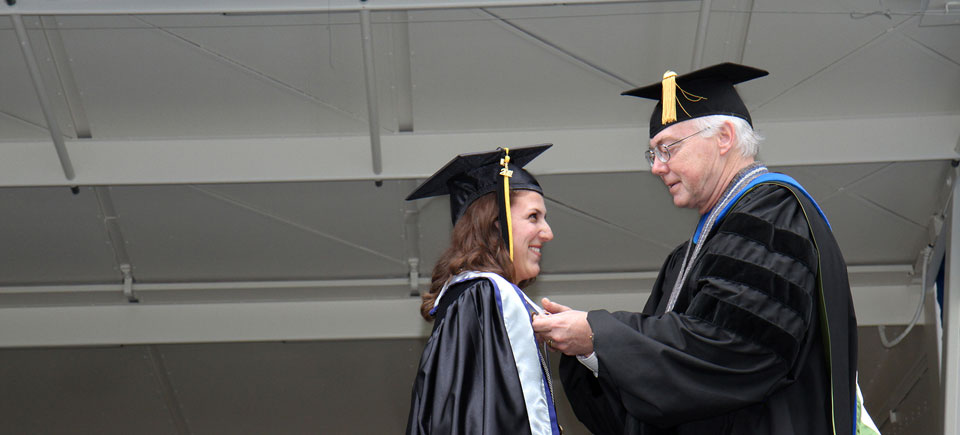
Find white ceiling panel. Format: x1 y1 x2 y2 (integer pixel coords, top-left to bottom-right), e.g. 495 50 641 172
0 186 119 285
132 12 401 134
846 160 953 226
0 26 52 139
777 163 892 202
407 8 642 132
199 180 410 260
820 192 930 265
0 114 48 140
742 3 925 119
160 341 417 434
484 2 701 86
540 172 699 249
538 200 675 273
700 5 753 64
0 346 178 435
771 162 945 265
55 17 370 139
109 184 406 282
906 13 960 62
410 194 455 277
755 17 960 119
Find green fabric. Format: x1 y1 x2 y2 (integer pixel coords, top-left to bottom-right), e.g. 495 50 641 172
856 380 880 435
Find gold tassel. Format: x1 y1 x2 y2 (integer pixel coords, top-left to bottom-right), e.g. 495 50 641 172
500 149 515 261
661 70 678 125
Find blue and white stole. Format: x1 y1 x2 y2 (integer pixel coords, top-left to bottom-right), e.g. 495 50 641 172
693 172 830 239
432 271 561 435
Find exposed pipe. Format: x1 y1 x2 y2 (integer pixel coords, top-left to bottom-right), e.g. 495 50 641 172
0 265 905 295
11 14 76 180
691 0 713 69
0 0 664 16
40 16 92 139
878 245 932 348
360 9 383 176
0 271 662 294
391 10 415 133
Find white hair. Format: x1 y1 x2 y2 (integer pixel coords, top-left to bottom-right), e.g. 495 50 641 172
694 115 762 158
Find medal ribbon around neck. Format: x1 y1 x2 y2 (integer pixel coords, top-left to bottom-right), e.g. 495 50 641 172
665 163 768 312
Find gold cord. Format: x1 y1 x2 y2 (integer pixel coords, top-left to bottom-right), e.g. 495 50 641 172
660 69 708 124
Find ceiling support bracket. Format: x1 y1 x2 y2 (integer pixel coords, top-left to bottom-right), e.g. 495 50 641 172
360 9 383 176
120 263 138 303
408 258 420 293
11 14 75 180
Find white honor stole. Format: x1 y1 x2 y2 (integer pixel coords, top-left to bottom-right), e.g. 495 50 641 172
435 271 555 435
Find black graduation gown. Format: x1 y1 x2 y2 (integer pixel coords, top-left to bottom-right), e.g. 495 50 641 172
560 182 858 435
407 276 560 435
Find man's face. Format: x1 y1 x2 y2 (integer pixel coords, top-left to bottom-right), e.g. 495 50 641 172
648 120 721 213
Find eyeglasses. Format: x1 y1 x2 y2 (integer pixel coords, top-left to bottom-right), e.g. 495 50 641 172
645 126 711 166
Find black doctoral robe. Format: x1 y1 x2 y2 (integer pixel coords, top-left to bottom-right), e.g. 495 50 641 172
407 275 561 435
560 181 858 435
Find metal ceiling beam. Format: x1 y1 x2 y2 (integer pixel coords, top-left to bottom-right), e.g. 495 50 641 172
1 0 671 16
0 279 927 347
0 115 956 187
11 14 75 181
0 265 912 297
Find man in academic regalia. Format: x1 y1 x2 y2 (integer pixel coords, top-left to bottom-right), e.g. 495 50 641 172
532 63 878 435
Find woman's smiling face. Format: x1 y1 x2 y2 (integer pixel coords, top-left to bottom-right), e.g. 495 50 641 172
510 190 553 283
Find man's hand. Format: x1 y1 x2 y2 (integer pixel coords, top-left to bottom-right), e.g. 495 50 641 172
541 297 571 315
532 298 594 356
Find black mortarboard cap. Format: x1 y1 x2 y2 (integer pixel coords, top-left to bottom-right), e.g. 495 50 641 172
621 62 768 138
406 144 551 224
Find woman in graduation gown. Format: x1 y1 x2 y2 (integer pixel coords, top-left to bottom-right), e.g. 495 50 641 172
405 145 562 435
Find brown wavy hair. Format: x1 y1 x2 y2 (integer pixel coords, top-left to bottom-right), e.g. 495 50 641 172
419 191 535 320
